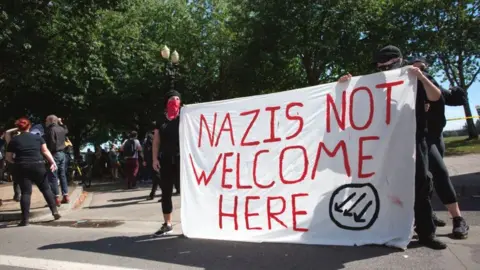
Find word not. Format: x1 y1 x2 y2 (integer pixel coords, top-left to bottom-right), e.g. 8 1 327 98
326 81 404 132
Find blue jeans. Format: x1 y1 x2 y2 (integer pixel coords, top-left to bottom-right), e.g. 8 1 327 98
47 152 68 196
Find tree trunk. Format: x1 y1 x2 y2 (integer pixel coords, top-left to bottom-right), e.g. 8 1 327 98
463 102 478 139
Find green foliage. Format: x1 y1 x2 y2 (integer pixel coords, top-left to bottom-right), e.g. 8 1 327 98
1 0 480 150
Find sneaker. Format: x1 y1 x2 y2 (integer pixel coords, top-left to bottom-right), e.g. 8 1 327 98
61 195 70 204
18 220 29 227
433 213 446 227
154 223 173 236
173 191 180 196
146 195 154 201
418 237 447 250
55 197 61 207
13 195 20 202
53 212 61 220
452 216 469 239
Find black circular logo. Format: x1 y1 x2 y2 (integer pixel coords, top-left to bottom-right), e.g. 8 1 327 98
328 183 380 231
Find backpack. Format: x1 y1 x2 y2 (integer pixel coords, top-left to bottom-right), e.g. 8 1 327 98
123 139 136 157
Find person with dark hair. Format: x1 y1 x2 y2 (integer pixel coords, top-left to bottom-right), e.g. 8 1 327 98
411 58 470 239
5 117 61 226
120 131 143 189
339 45 446 249
152 90 182 236
45 115 69 205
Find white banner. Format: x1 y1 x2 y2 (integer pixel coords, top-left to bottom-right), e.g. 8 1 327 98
180 68 417 249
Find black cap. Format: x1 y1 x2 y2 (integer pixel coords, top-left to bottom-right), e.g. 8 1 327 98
164 90 181 107
409 56 428 65
374 45 403 64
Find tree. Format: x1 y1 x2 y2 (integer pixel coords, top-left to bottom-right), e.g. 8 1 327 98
421 0 480 139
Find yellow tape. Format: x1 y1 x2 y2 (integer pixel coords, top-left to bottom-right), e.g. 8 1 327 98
446 116 480 121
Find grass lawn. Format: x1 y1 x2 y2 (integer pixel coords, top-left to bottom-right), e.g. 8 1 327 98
444 136 480 156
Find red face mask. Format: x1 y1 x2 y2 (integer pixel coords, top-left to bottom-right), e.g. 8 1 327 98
166 98 180 120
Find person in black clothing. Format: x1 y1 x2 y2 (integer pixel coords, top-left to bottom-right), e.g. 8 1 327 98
411 58 470 239
152 90 182 236
338 45 446 249
44 115 69 205
5 117 61 226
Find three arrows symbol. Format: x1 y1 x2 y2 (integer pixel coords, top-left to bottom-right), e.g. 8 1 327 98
334 192 372 223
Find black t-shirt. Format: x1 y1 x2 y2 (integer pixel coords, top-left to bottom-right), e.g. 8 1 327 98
416 79 428 138
156 114 180 159
7 132 45 163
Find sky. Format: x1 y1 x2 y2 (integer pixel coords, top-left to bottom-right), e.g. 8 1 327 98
441 80 480 131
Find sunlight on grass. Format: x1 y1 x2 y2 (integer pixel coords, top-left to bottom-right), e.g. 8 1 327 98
444 136 480 156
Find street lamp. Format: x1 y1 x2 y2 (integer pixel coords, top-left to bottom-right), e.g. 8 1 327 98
160 45 180 92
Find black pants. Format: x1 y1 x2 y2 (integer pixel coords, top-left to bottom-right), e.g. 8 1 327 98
415 138 436 239
14 162 58 221
427 135 457 205
159 156 180 214
150 171 161 197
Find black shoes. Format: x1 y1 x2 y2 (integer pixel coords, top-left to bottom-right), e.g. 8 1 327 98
452 216 469 239
17 220 29 227
418 237 447 250
53 212 61 220
432 213 446 227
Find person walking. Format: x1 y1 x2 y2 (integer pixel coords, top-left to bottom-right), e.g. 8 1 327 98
108 145 119 180
5 117 61 226
152 90 182 236
120 131 143 189
44 115 69 205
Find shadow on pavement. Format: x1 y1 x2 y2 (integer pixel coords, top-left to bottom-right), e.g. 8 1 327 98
86 200 157 209
38 235 401 269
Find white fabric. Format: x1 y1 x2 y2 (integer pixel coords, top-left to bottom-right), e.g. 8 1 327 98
180 68 417 249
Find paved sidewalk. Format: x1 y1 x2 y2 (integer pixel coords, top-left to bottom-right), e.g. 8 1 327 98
444 153 480 176
0 182 83 221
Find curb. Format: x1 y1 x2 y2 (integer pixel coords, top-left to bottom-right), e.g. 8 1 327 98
0 185 84 222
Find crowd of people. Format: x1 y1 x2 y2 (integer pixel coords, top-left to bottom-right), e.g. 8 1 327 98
0 45 471 250
0 115 69 225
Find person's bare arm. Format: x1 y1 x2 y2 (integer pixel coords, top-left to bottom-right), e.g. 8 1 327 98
4 128 18 144
410 67 441 101
41 144 56 165
152 129 160 171
5 152 14 164
136 140 144 160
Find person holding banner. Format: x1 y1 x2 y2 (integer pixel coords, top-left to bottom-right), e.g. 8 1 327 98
413 58 470 239
152 90 182 236
339 45 446 249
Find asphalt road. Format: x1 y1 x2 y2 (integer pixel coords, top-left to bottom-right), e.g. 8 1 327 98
0 182 479 270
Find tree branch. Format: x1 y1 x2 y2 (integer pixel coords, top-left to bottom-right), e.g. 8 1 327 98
466 67 480 89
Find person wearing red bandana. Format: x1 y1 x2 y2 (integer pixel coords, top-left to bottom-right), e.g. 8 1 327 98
152 90 182 236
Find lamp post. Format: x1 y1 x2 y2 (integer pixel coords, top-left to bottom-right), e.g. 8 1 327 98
160 45 180 93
